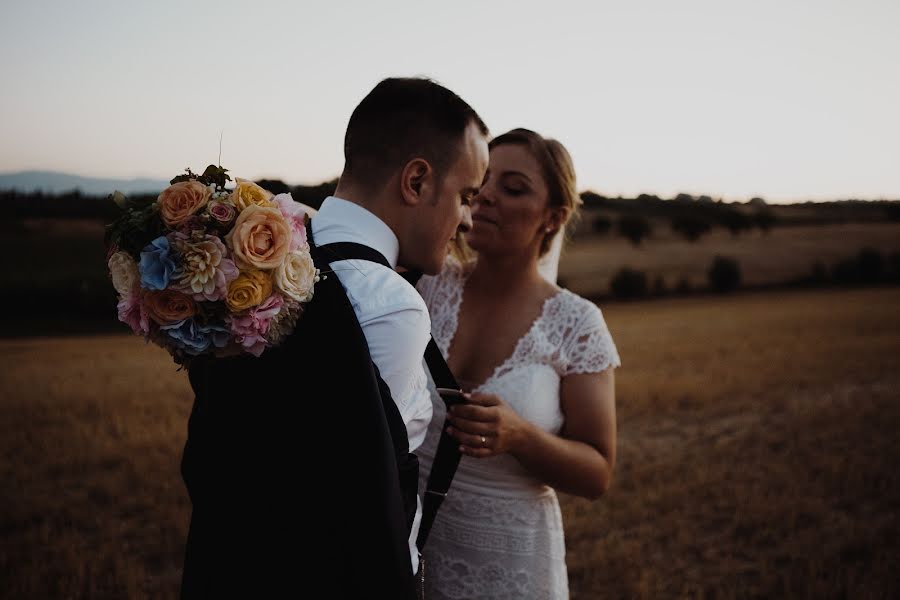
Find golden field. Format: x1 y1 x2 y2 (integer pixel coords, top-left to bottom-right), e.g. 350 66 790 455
1 287 899 598
560 222 900 297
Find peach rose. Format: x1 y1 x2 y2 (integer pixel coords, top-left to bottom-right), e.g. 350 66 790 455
228 177 275 212
143 289 196 325
225 269 273 312
157 181 211 227
225 204 292 270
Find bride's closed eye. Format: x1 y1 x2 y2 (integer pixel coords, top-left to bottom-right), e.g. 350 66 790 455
500 175 529 196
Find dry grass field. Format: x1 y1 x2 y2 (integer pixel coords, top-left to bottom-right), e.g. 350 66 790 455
560 222 900 297
1 287 898 598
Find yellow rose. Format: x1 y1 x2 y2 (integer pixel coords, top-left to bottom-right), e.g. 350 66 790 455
229 178 275 212
274 250 318 302
226 269 273 312
225 204 293 270
143 289 196 324
158 181 211 227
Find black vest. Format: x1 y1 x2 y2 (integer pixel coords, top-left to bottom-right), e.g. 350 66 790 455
179 225 419 599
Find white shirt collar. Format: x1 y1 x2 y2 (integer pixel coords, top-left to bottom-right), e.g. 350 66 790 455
312 196 400 268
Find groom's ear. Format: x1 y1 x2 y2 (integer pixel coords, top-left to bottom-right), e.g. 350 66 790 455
399 158 433 206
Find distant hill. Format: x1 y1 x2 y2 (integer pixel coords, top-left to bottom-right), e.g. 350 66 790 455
0 171 169 195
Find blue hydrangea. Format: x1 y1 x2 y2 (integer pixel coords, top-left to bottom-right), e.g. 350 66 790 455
161 319 231 356
139 236 178 291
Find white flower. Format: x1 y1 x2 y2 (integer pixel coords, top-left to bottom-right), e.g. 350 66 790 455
108 251 140 295
273 250 318 302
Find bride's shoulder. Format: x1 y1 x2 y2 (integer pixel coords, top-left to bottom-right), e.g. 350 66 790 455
552 288 612 330
552 289 621 372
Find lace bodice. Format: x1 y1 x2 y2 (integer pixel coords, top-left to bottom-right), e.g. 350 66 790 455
420 256 620 373
414 256 620 599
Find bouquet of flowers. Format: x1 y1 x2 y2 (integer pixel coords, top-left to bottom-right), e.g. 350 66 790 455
105 165 319 365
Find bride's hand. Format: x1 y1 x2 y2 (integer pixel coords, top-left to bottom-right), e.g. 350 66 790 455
445 392 530 458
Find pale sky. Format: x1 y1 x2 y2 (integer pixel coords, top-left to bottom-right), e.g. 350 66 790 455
1 0 898 202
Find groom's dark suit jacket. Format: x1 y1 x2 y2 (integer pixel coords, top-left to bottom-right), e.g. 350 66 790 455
180 226 419 599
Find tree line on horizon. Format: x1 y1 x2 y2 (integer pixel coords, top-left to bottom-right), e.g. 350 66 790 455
2 179 898 335
2 180 899 248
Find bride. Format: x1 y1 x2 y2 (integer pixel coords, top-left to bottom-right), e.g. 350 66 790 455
416 128 621 599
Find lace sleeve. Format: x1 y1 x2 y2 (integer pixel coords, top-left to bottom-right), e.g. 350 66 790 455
563 298 621 375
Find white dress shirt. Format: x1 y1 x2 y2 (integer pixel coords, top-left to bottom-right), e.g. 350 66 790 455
311 196 432 573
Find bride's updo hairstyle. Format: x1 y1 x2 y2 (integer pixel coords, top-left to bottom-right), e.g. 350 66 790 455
487 129 582 256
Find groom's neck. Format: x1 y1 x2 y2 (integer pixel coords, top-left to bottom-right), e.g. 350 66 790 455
333 181 401 234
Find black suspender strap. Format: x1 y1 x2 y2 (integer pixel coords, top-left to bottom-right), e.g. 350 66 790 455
400 270 465 552
315 241 392 271
416 339 465 551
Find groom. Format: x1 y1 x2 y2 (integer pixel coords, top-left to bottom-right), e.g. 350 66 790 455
180 78 488 598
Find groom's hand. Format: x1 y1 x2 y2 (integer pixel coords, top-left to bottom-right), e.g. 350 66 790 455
445 392 530 458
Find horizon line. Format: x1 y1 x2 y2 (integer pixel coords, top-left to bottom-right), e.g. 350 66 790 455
1 168 898 205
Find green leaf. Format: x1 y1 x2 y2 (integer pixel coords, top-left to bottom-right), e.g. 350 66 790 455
201 164 231 189
110 190 129 209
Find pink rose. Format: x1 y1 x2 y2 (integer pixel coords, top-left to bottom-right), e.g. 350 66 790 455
117 291 151 336
207 200 237 227
228 293 284 357
273 193 309 250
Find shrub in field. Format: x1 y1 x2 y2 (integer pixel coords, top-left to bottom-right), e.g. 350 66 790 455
754 209 777 232
592 215 612 235
856 247 885 281
832 247 885 284
610 267 648 299
652 275 667 296
708 256 742 293
671 214 713 242
617 215 652 246
890 252 900 282
720 208 754 236
885 204 900 222
809 261 829 285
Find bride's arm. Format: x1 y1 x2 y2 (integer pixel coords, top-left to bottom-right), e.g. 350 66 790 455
446 368 616 500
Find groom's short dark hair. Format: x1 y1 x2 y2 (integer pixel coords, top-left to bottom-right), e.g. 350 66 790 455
342 77 488 188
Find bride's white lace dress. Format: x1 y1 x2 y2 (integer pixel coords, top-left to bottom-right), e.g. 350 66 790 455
416 256 621 600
